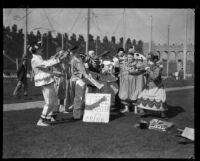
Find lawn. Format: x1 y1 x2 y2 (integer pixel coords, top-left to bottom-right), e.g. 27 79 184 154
3 89 194 158
3 77 194 104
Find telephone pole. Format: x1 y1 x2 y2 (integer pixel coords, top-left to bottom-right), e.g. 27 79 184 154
96 38 98 56
123 9 126 49
149 16 153 53
23 7 28 58
62 33 64 49
46 32 48 59
183 9 188 80
167 25 170 78
86 8 90 55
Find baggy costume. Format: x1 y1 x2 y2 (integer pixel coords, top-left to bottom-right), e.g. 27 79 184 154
118 58 145 107
136 62 167 112
69 55 87 119
31 54 61 121
51 62 66 111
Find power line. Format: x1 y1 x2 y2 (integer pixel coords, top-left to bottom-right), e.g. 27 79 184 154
43 9 55 33
91 12 104 38
112 15 123 35
68 10 82 35
93 12 123 16
13 11 32 21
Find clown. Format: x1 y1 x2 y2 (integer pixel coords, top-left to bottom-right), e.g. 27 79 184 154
30 41 68 126
119 47 147 113
136 53 168 118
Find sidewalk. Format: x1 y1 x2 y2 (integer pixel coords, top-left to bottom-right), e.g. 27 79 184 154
3 86 194 112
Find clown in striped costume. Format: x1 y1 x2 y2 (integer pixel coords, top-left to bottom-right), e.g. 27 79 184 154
30 42 68 126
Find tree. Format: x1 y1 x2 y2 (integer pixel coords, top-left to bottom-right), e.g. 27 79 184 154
77 34 85 52
56 32 62 47
63 33 68 41
132 39 136 47
96 36 101 44
125 38 132 51
111 36 116 44
78 34 85 44
70 33 77 45
103 36 109 44
12 24 18 33
136 40 144 54
119 37 123 47
89 34 94 43
36 30 42 41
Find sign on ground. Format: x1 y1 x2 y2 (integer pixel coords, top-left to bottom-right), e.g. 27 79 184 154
83 93 111 123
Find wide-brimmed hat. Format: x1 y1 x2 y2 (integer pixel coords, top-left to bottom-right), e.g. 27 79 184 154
117 47 125 53
28 41 42 53
134 53 147 60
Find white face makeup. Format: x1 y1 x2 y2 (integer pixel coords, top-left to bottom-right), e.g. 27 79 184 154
127 54 134 63
118 51 124 58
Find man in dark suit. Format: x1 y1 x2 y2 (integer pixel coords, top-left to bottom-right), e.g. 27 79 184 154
13 58 28 98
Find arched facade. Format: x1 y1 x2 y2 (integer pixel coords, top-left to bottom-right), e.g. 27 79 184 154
160 51 168 61
168 51 176 62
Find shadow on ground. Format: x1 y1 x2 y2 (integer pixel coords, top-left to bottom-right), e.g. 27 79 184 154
165 105 185 118
109 110 125 122
137 105 185 119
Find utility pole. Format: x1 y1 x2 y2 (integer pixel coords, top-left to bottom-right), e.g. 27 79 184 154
183 9 188 80
46 32 48 59
23 7 28 58
167 25 170 78
96 38 98 56
41 33 43 46
86 8 90 55
62 33 64 49
123 9 126 49
149 16 152 53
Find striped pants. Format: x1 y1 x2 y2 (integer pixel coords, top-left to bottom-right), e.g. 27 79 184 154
40 82 59 121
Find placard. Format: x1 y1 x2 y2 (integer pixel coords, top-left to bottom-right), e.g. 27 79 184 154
181 127 194 141
148 119 174 132
83 93 111 123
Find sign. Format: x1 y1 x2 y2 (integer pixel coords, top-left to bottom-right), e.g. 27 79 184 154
149 119 174 132
181 127 194 141
83 93 111 123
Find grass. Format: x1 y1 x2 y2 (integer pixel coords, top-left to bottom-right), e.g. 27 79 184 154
3 89 194 158
3 77 194 104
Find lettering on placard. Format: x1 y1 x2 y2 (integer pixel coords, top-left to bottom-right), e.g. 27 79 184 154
83 93 111 123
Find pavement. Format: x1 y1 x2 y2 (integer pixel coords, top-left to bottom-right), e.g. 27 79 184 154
3 86 194 112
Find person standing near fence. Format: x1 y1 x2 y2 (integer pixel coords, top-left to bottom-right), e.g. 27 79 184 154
13 58 28 98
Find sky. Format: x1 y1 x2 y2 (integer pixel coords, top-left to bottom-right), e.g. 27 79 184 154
3 8 195 45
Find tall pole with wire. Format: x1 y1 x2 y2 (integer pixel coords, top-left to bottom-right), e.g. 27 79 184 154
149 16 152 53
62 33 64 49
23 7 28 58
96 37 98 55
183 9 188 80
46 32 48 59
41 33 43 46
167 25 170 78
123 9 126 49
86 8 90 55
